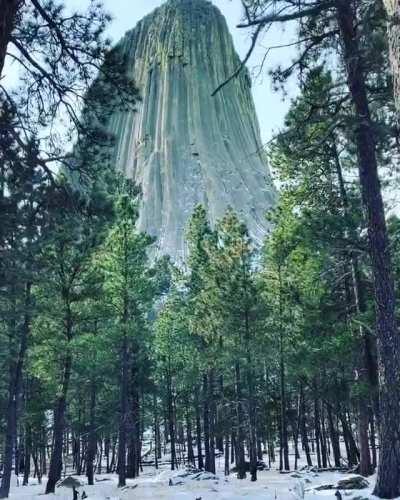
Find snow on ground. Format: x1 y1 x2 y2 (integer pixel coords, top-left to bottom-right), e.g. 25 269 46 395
7 462 379 500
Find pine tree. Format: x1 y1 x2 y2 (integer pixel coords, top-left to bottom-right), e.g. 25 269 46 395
95 190 154 487
236 3 399 494
0 108 54 498
39 180 113 494
0 0 138 145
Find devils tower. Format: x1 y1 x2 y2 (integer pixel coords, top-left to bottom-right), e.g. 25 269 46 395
107 0 277 261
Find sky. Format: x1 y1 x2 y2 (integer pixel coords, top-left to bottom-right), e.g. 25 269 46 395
65 0 298 144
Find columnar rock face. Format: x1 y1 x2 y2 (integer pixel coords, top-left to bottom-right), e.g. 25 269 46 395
108 0 277 261
384 0 400 114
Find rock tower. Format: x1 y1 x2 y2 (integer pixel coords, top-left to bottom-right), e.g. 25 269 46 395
108 0 277 260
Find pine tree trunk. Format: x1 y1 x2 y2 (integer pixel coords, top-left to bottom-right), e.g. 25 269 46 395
279 345 289 471
327 405 341 468
340 412 359 467
32 449 41 484
246 368 257 481
248 403 258 481
370 409 377 469
234 363 246 479
74 437 80 473
97 440 103 474
133 390 141 477
117 333 128 487
358 398 372 477
334 140 377 478
45 354 71 494
167 373 176 471
126 436 134 478
351 262 374 478
257 439 263 462
335 1 400 495
203 373 211 472
40 435 46 475
300 388 312 467
216 374 224 452
105 436 110 473
195 394 203 470
86 382 96 486
0 378 17 499
46 287 73 494
319 405 328 469
224 434 230 476
186 412 195 465
110 438 116 473
23 426 31 486
126 386 140 479
0 283 31 499
153 395 160 469
244 307 257 482
314 398 322 469
278 268 289 472
0 0 21 78
208 370 216 474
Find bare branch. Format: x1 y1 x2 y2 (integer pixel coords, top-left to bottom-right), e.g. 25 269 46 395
237 1 334 28
211 22 264 96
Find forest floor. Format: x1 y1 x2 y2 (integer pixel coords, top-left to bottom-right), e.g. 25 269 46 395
7 461 378 500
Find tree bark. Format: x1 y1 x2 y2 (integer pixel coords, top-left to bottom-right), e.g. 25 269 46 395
105 435 110 473
45 284 75 494
23 425 31 486
0 0 21 79
234 363 246 479
117 333 128 487
335 2 400 496
370 409 377 470
224 434 230 476
326 404 341 468
153 395 160 469
319 404 328 469
203 373 211 472
358 398 372 477
278 267 289 472
314 398 322 469
195 393 204 469
333 144 375 477
340 412 360 467
279 336 289 471
167 372 176 471
45 354 72 494
0 282 31 499
208 370 216 474
133 389 141 477
86 382 96 486
300 387 312 467
186 412 195 465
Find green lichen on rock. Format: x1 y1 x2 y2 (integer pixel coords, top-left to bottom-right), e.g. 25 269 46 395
107 0 277 261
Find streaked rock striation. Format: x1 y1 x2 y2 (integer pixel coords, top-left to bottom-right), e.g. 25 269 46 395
383 0 400 113
108 0 277 261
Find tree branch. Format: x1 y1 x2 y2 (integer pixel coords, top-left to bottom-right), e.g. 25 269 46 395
237 1 334 28
211 22 264 96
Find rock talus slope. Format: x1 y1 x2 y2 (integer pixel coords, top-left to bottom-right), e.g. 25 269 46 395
109 0 277 261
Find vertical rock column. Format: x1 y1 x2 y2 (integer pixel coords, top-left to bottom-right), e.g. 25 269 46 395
384 0 400 113
108 0 277 261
